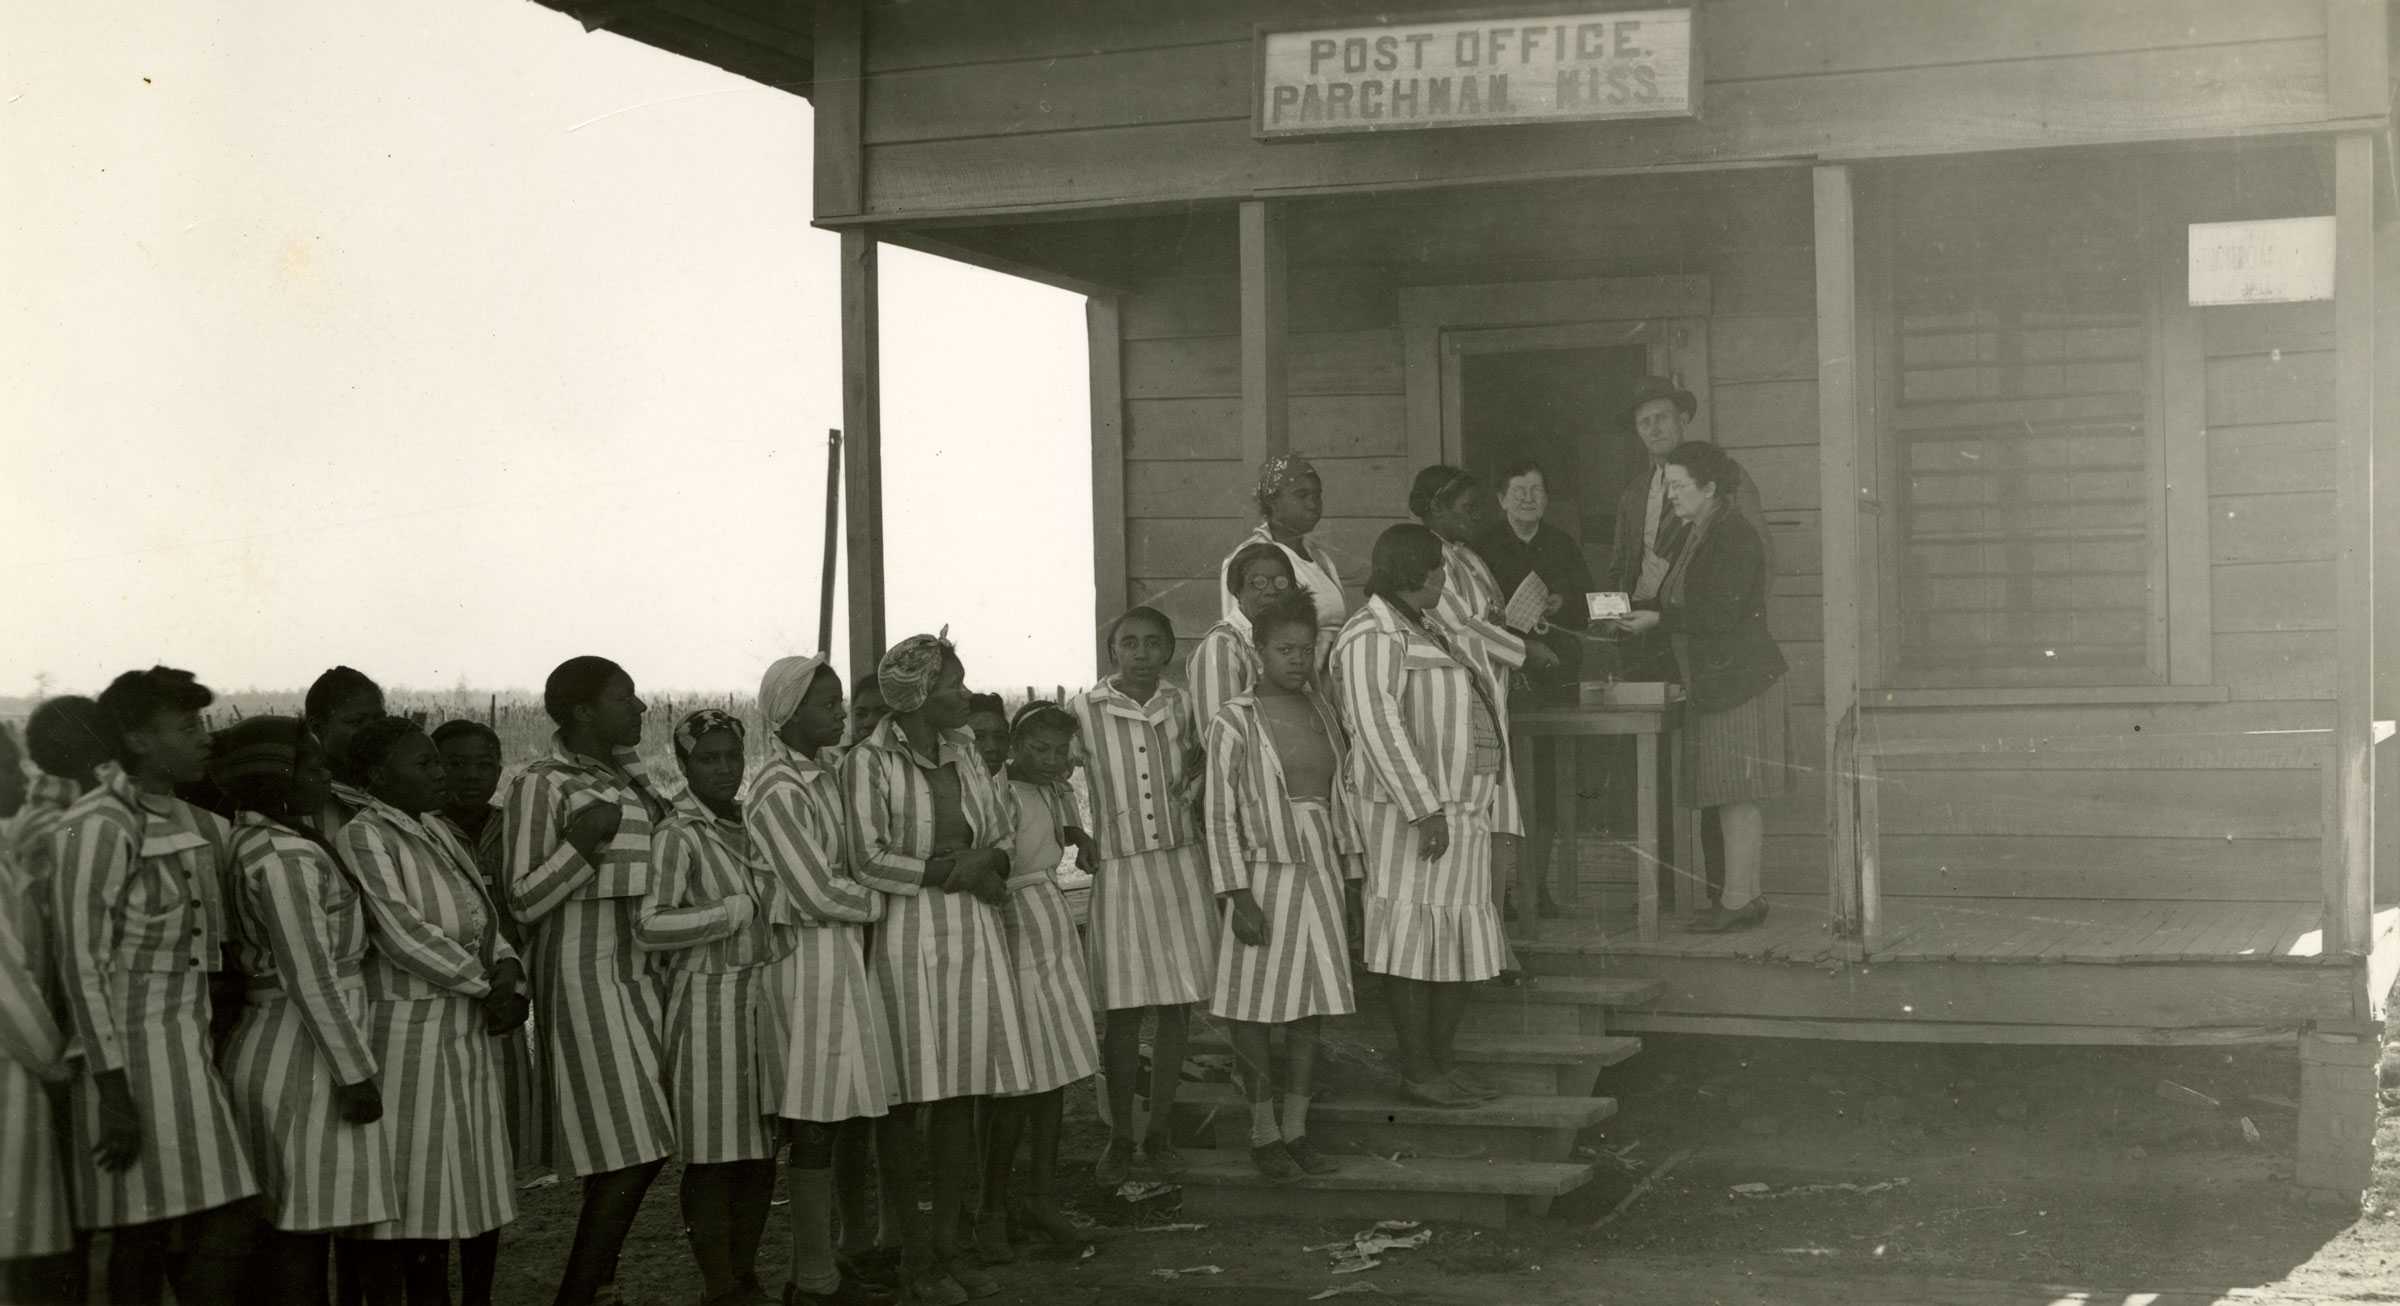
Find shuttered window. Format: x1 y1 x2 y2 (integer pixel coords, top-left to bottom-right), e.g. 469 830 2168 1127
1886 170 2160 685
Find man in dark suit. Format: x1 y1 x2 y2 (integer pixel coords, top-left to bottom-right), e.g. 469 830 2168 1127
1602 376 1772 913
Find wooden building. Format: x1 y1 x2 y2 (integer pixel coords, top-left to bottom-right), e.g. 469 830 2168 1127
539 0 2396 1211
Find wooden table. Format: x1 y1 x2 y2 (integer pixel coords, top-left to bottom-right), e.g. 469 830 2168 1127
1508 686 1693 942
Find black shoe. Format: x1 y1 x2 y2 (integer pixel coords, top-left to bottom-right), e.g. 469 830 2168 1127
1686 905 1733 933
1283 1135 1340 1176
1249 1140 1302 1180
1718 898 1769 932
840 1248 903 1292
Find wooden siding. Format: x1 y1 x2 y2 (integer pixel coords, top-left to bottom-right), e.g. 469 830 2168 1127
849 0 2341 220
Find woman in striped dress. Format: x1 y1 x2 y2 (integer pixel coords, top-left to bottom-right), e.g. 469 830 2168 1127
340 717 525 1306
503 657 677 1306
211 718 397 1304
977 701 1101 1258
1214 454 1350 669
305 665 386 839
1188 541 1298 730
1069 607 1212 1187
0 807 76 1304
635 709 790 1305
1334 528 1512 1109
54 667 260 1303
1205 590 1364 1177
845 632 1031 1306
431 719 545 1183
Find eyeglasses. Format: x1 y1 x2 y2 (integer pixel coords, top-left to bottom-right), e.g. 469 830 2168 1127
1243 574 1295 594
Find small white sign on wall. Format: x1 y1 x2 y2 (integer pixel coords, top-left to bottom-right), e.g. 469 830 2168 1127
2188 217 2336 306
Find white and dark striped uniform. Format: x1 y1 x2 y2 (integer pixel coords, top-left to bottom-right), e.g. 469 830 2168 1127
1435 539 1528 838
1000 781 1099 1094
0 846 71 1258
747 742 895 1123
7 773 79 1022
222 813 397 1232
1203 692 1363 1024
503 741 675 1177
1068 680 1215 1010
1215 524 1349 670
434 808 543 1174
1186 620 1262 737
843 719 1032 1103
343 799 517 1240
1333 598 1508 984
52 772 259 1228
637 796 796 1164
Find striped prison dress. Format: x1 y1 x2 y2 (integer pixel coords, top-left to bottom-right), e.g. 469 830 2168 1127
435 808 543 1175
637 795 797 1164
0 847 72 1258
222 813 397 1233
1186 619 1262 739
842 718 1032 1103
1333 598 1509 984
8 773 81 1023
746 740 895 1123
1068 679 1215 1011
1000 780 1100 1094
1435 538 1528 838
1202 692 1363 1024
343 798 517 1239
503 739 675 1177
52 770 259 1228
1215 523 1349 671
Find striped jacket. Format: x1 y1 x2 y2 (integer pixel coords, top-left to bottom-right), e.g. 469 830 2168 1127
843 719 1017 890
638 796 797 971
1008 780 1081 891
746 740 882 926
1186 621 1262 736
504 740 667 923
1332 596 1508 825
51 771 233 1073
7 773 81 1022
0 848 66 1081
433 809 516 949
1202 691 1364 895
341 798 514 1004
227 813 378 1086
1067 678 1202 860
1437 538 1527 835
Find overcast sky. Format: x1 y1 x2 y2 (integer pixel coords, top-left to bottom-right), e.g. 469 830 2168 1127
1 0 1092 699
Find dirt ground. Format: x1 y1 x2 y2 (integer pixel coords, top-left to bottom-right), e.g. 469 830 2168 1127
482 995 2400 1306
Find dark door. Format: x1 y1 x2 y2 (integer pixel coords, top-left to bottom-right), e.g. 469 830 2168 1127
1456 345 1651 582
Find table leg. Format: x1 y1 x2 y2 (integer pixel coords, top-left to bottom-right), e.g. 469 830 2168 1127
1556 737 1580 914
1508 721 1533 936
1635 733 1659 942
1670 717 1698 920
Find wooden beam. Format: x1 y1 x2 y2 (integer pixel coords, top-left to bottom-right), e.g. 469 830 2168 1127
875 229 1126 301
1814 164 1866 940
840 230 885 677
2326 0 2391 119
2331 132 2378 961
812 0 863 217
1237 199 1289 468
1088 296 1129 675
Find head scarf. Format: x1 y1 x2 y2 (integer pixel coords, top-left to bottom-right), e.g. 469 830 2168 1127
673 708 746 760
1254 453 1319 518
877 628 953 715
760 654 829 730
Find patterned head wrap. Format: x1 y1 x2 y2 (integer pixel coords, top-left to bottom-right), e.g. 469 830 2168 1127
673 708 745 761
877 627 954 715
1254 453 1320 517
759 654 829 730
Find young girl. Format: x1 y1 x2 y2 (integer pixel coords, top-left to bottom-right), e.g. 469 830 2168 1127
978 701 1101 1257
341 717 525 1306
0 739 76 1306
964 693 1011 778
502 656 676 1306
1068 607 1212 1185
431 719 543 1182
1204 589 1363 1177
844 632 1030 1305
1333 528 1512 1109
750 655 897 1306
636 709 791 1305
56 667 260 1302
1188 541 1298 730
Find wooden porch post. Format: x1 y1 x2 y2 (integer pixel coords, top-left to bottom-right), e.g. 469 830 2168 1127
1239 199 1290 465
1088 296 1128 672
1814 165 1868 947
840 229 887 676
2330 131 2377 962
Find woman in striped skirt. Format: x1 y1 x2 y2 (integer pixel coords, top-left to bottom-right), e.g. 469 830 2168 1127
1068 607 1213 1187
751 656 897 1306
340 717 525 1306
55 667 260 1303
1205 590 1364 1177
213 718 398 1304
503 657 677 1306
1334 529 1512 1109
976 701 1101 1259
1188 541 1299 730
845 632 1031 1306
635 709 791 1305
431 719 546 1183
0 819 77 1304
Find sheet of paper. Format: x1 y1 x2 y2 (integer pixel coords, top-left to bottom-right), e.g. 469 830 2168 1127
1587 591 1632 620
1502 571 1551 632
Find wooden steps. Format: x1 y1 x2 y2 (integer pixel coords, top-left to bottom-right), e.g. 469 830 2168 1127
1173 1082 1616 1163
1164 1148 1595 1228
1187 1028 1640 1097
1353 975 1664 1037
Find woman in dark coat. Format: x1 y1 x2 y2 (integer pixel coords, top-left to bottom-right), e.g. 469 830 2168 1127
1610 441 1790 933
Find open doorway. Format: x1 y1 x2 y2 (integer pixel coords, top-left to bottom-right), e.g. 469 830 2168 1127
1456 344 1651 582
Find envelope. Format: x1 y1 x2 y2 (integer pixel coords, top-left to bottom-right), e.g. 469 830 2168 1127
1586 591 1632 620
